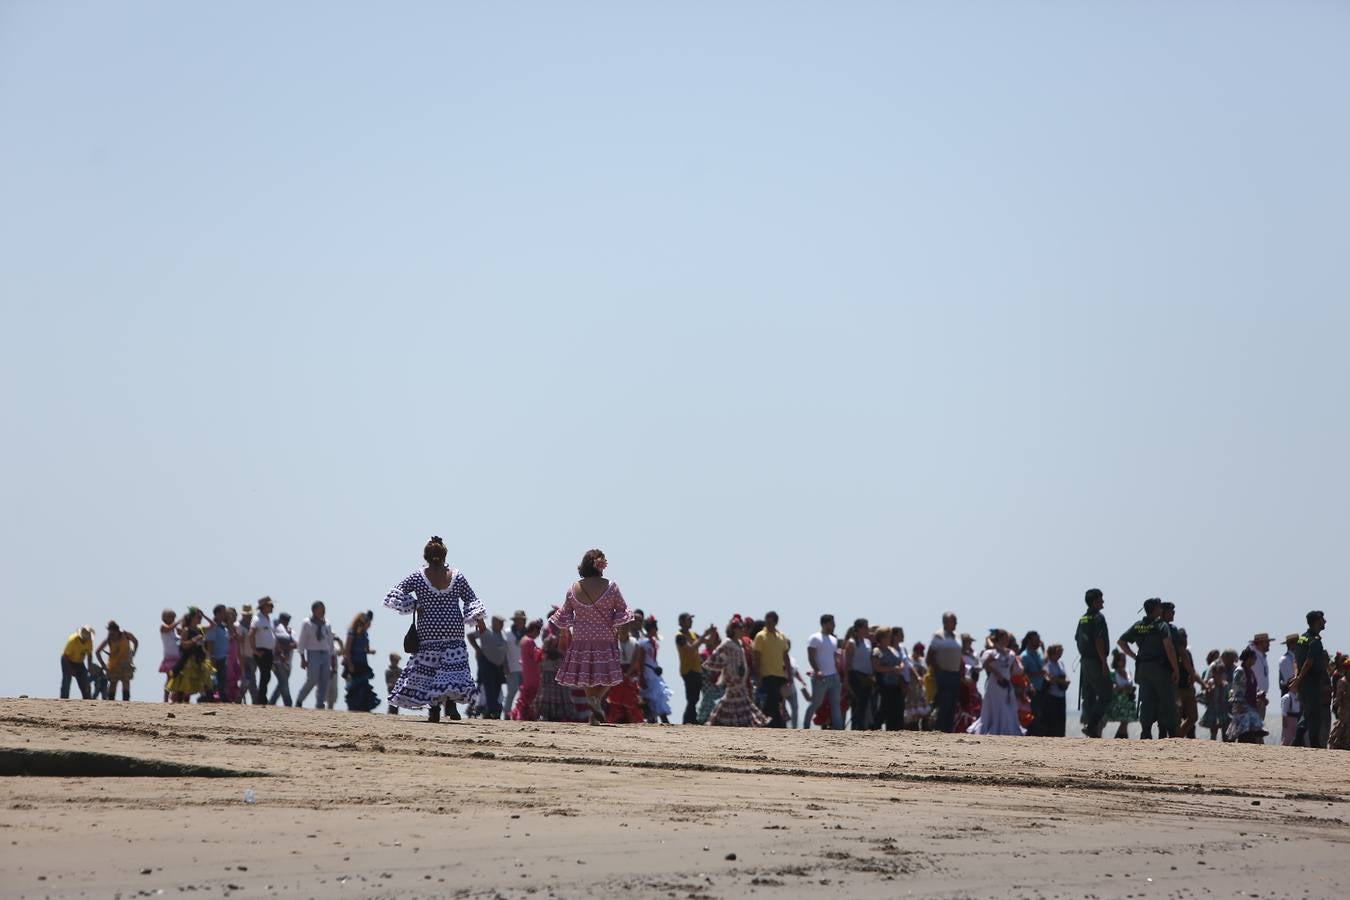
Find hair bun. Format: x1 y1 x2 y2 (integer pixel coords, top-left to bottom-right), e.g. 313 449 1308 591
429 535 443 543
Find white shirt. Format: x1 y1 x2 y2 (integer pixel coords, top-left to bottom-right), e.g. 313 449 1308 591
298 618 333 653
807 632 840 677
273 622 295 663
1247 643 1269 695
251 613 276 651
505 628 524 673
1277 650 1301 715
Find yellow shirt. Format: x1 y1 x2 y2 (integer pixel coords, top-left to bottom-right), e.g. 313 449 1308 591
677 629 703 675
63 633 92 664
753 629 790 679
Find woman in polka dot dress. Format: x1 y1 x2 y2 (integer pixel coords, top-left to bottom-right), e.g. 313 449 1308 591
383 536 487 722
545 548 635 724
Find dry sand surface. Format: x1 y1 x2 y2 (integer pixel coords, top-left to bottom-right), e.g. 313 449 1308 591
1 699 1347 900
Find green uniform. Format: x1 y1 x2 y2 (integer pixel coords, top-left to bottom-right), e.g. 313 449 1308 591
1119 615 1178 738
1075 610 1111 737
1293 630 1328 748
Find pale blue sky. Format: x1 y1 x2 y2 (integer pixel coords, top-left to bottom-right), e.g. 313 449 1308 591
2 2 1346 703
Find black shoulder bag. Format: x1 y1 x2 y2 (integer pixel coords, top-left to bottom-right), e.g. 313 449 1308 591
404 603 420 654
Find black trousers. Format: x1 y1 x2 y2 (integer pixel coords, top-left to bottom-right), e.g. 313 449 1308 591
878 682 906 730
1040 694 1067 737
1079 667 1112 737
682 672 702 724
1295 690 1328 748
253 649 274 703
760 675 787 727
481 662 505 718
935 670 961 732
60 657 91 699
848 672 873 730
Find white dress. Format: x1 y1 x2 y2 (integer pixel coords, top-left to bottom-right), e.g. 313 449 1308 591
967 648 1024 736
638 636 673 718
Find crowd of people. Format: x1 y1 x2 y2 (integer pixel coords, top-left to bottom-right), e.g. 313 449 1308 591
55 540 1348 750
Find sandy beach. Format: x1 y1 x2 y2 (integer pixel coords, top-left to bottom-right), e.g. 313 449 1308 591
1 699 1346 899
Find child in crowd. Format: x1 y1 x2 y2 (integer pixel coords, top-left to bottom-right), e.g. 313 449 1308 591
385 653 402 714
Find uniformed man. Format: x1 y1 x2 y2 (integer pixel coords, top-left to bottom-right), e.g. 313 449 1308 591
1117 598 1180 739
1290 610 1329 748
1158 601 1199 738
1074 588 1111 738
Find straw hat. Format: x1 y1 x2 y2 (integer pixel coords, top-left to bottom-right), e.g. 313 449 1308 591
1252 633 1270 644
1285 633 1300 644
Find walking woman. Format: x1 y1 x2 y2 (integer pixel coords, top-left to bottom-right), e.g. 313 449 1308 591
1107 649 1139 738
166 608 213 703
843 619 875 730
343 611 380 712
872 627 907 731
1225 647 1268 743
546 549 635 725
95 621 139 701
384 536 487 722
605 619 646 724
967 629 1025 736
638 616 673 724
704 617 768 727
510 619 544 721
158 609 181 702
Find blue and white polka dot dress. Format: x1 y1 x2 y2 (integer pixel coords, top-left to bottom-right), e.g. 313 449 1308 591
383 569 486 708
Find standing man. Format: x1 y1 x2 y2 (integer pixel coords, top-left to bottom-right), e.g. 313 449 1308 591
1247 632 1272 700
1278 633 1302 745
675 613 706 725
470 615 509 719
238 604 258 704
753 611 792 728
805 614 843 730
269 612 296 707
927 613 963 732
1117 598 1180 739
1158 602 1200 737
504 610 527 716
1075 588 1112 737
1290 610 1329 748
250 597 277 704
59 626 96 699
295 601 333 710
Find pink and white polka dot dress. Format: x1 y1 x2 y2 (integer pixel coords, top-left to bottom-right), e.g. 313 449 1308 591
548 582 632 688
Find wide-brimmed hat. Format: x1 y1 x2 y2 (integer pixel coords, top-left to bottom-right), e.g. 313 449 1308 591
512 609 527 619
1285 633 1300 643
1252 633 1270 643
241 604 254 615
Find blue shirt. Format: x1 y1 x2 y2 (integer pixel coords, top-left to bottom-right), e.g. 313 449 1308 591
1021 649 1045 690
207 623 231 659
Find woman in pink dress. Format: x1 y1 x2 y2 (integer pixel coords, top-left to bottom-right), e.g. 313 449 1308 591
510 619 543 721
545 549 635 724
